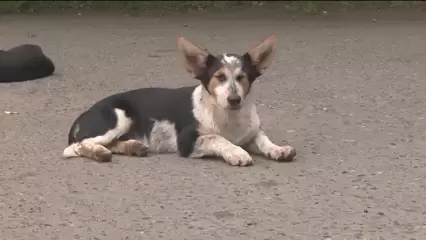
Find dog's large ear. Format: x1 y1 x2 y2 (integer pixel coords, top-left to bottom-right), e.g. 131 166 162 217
246 35 277 74
177 37 210 77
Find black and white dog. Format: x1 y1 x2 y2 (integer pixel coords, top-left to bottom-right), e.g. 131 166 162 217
0 44 55 83
63 35 297 166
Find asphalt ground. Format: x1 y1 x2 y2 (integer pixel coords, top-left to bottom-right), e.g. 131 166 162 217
1 10 425 240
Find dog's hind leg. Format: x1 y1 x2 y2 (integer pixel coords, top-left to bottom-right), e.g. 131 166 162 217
63 107 135 162
244 131 297 162
107 139 148 157
64 142 112 162
64 139 149 162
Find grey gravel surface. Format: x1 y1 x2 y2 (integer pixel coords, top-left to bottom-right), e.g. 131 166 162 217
0 11 425 240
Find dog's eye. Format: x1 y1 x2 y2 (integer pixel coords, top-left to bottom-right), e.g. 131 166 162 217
217 74 226 82
236 75 244 82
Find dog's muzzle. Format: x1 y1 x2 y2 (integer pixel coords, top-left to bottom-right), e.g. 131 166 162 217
227 95 242 109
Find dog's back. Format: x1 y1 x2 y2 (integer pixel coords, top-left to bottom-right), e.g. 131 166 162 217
0 44 55 83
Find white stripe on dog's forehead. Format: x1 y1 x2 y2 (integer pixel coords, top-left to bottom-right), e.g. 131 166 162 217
222 54 240 65
220 54 242 73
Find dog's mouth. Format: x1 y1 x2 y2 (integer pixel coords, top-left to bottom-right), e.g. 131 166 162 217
229 105 242 110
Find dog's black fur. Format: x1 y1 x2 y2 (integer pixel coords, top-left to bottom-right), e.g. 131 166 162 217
0 44 55 83
68 86 200 157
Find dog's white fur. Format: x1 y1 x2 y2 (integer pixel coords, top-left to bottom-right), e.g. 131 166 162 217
189 84 260 165
190 83 295 166
178 35 296 165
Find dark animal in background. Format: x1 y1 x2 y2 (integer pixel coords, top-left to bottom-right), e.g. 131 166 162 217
0 44 55 83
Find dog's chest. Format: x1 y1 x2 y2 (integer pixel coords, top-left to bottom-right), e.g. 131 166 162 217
220 117 259 145
198 106 260 146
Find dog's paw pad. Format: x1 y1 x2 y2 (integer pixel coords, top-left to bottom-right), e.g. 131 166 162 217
129 141 149 157
94 150 113 162
268 146 296 162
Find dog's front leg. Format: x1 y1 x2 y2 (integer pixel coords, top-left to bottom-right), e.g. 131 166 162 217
190 134 254 166
245 131 297 162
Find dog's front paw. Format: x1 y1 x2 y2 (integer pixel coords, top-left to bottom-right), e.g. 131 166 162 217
267 145 297 162
223 147 254 166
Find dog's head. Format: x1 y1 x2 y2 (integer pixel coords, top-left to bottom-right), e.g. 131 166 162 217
178 35 277 110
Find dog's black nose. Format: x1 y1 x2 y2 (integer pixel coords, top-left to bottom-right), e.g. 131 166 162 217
227 95 241 106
